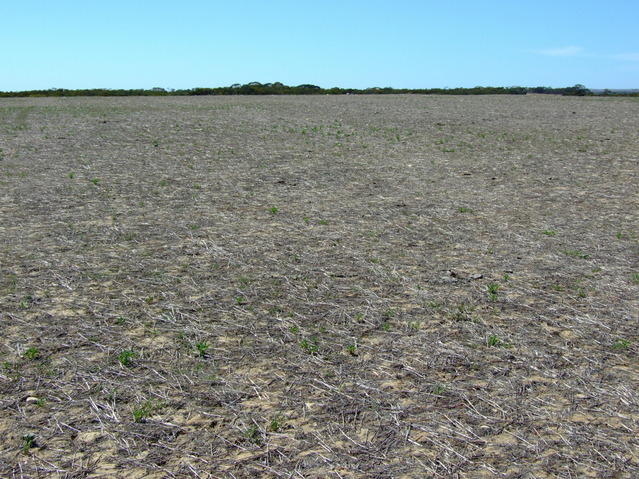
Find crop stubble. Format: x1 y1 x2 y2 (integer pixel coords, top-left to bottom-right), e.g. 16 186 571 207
1 95 638 477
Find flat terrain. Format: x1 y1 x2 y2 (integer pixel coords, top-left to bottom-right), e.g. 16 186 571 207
1 94 638 478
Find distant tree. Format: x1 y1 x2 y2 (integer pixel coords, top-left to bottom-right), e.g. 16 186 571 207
562 84 590 96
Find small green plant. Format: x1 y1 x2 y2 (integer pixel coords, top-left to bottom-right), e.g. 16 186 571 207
270 206 279 214
408 321 421 331
158 179 169 186
290 325 299 334
563 249 591 259
612 339 631 351
381 321 391 331
68 172 74 179
318 219 328 225
452 302 475 321
433 383 447 395
487 335 511 348
303 216 310 224
458 206 474 214
631 273 639 285
300 338 319 354
269 416 284 432
116 316 126 324
235 296 245 305
346 344 358 356
487 283 499 301
542 230 557 236
196 341 210 358
24 347 39 360
5 273 17 293
133 400 156 423
19 294 33 309
243 425 261 444
21 433 37 454
91 178 99 185
118 350 135 367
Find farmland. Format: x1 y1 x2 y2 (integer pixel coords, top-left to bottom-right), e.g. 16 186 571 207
1 94 638 477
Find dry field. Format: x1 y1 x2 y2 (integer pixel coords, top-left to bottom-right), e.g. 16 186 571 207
1 94 638 478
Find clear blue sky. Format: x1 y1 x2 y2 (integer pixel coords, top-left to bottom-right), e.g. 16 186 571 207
2 0 638 91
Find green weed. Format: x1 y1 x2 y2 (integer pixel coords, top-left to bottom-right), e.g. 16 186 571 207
21 434 37 454
196 341 210 358
300 338 319 354
243 425 262 445
487 283 499 301
133 400 160 423
487 335 511 348
432 383 447 395
269 416 284 432
408 321 421 331
24 347 39 360
451 302 475 321
612 339 631 351
118 350 135 367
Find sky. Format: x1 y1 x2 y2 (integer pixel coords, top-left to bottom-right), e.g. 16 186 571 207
2 0 638 91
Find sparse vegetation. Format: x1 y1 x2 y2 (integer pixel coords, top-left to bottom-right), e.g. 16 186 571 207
564 249 591 259
23 347 39 360
118 350 135 367
21 434 37 454
195 341 209 357
1 94 638 478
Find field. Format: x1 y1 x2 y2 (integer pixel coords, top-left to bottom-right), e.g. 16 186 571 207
1 94 638 478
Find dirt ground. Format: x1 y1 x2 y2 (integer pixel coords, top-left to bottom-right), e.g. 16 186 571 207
1 94 638 478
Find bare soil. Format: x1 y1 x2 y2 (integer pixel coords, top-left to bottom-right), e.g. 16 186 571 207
1 94 638 478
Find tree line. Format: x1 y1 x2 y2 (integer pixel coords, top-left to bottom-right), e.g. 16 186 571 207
0 83 620 98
